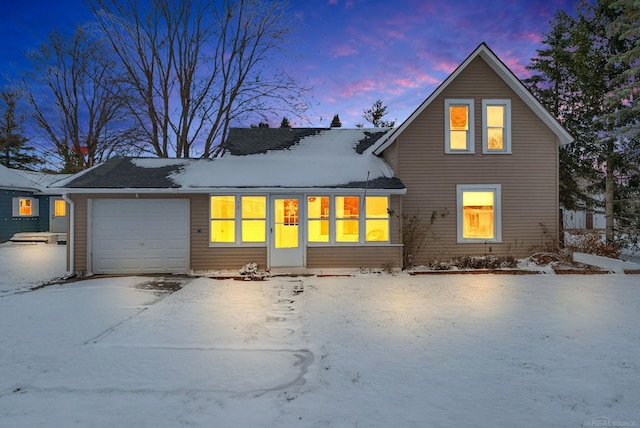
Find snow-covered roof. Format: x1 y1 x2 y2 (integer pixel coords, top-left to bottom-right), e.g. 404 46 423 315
372 42 574 155
0 164 69 194
0 164 38 191
55 129 406 193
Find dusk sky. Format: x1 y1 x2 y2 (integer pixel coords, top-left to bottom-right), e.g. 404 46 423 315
1 0 577 130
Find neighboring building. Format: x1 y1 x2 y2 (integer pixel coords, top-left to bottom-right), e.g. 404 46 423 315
0 165 69 242
54 43 572 275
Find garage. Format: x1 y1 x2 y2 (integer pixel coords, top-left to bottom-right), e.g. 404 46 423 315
91 199 190 274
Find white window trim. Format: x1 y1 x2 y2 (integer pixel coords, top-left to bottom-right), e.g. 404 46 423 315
210 193 392 247
12 197 39 217
482 99 511 154
445 99 475 154
456 184 502 243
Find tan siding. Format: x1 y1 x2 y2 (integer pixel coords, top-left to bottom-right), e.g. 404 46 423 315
382 140 399 172
388 56 559 263
307 246 402 269
389 194 402 245
70 193 404 273
190 194 268 270
70 195 88 273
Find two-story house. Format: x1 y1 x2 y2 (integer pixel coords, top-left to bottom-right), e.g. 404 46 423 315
53 43 572 275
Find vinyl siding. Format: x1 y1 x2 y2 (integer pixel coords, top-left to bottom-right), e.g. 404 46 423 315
69 193 401 274
307 245 402 269
387 56 559 263
190 194 268 271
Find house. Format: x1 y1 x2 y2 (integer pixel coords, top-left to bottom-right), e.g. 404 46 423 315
0 164 69 242
54 43 572 275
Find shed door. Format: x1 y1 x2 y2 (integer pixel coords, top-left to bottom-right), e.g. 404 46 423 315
91 199 189 274
50 197 67 233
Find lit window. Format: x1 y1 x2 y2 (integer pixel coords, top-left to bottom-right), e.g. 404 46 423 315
457 185 501 242
210 196 236 243
365 197 389 242
54 200 66 217
241 196 266 242
12 197 38 217
336 196 359 242
20 199 32 216
308 196 330 242
483 99 511 153
445 99 475 153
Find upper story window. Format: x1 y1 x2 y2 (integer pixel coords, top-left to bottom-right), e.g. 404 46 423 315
445 99 475 154
482 99 511 154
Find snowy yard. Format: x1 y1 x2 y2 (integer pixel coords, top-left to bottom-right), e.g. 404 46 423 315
0 243 638 427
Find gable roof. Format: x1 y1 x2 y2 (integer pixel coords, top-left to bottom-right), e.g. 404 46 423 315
372 42 574 155
55 128 405 193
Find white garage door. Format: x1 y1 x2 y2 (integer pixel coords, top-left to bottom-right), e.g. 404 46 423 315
91 199 189 274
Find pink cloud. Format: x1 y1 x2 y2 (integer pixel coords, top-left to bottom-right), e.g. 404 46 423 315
340 78 382 97
331 44 359 58
386 30 405 40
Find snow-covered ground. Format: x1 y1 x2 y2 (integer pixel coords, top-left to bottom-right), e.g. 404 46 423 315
0 243 638 427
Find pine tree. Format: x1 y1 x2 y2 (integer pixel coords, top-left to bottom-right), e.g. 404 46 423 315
330 114 342 128
0 89 40 170
526 0 640 246
362 100 395 127
280 117 291 128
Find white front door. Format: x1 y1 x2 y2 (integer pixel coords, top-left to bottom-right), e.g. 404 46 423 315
270 196 304 267
49 197 67 233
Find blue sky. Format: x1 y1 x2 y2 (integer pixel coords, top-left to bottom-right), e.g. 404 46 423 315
1 0 577 128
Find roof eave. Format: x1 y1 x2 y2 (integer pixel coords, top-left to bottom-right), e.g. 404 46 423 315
59 186 407 195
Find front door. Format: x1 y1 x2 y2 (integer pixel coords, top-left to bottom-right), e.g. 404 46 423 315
50 197 67 233
270 196 304 267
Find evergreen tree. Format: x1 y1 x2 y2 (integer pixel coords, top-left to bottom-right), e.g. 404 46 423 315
0 89 40 170
330 114 342 128
526 0 640 246
362 100 395 127
280 117 291 128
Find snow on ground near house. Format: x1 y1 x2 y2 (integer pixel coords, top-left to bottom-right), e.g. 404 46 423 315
0 246 639 427
0 242 67 295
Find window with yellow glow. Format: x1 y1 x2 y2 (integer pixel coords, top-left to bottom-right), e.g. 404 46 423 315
483 100 511 153
445 99 474 153
54 200 66 217
241 196 266 242
19 199 32 216
210 196 235 243
308 196 329 242
365 196 389 242
457 185 501 242
336 196 359 242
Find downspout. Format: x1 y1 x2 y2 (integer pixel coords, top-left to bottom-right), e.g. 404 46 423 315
62 193 75 275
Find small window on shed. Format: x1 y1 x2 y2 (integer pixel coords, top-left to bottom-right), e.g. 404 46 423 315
12 197 39 217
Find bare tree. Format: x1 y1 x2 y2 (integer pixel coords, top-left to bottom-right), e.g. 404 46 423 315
89 0 308 158
25 26 137 173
